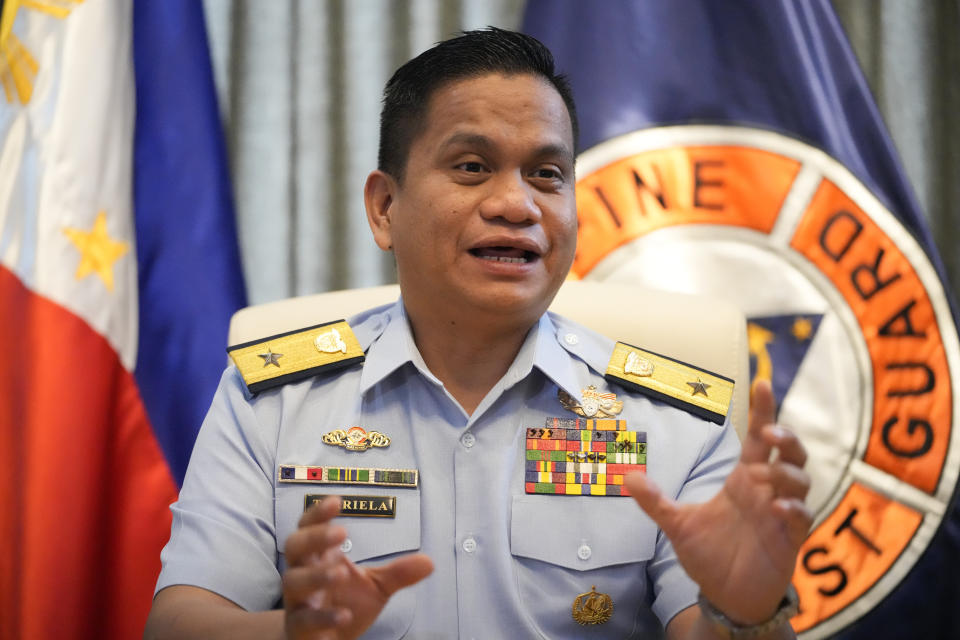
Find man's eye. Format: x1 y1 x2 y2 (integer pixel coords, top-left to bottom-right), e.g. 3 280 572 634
458 162 485 173
532 167 563 180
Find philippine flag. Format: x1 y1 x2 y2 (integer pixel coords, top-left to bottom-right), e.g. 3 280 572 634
524 1 960 638
0 1 245 637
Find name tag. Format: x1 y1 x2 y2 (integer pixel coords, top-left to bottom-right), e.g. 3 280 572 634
305 494 397 518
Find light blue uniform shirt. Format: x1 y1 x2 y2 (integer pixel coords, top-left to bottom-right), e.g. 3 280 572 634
157 299 740 638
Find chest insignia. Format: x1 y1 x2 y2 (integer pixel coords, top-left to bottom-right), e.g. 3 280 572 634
228 319 364 394
305 494 397 518
558 385 624 418
572 586 613 625
322 426 391 451
279 465 418 488
605 341 734 425
525 418 646 496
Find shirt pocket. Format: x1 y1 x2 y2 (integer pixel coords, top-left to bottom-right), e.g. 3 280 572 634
276 486 422 639
510 494 661 639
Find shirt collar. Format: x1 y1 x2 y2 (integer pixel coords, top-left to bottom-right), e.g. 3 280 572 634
530 312 593 401
356 299 437 394
356 300 603 406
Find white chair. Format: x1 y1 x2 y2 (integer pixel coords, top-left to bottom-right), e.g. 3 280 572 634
228 281 749 438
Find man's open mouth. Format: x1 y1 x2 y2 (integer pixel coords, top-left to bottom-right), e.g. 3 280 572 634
469 246 539 264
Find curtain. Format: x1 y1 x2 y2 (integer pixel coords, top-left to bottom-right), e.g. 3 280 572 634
202 0 959 306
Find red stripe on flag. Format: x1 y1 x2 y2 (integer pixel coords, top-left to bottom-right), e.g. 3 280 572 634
0 266 179 639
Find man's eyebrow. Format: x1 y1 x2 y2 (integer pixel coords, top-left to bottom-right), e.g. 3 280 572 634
532 142 575 165
439 132 573 163
439 132 496 153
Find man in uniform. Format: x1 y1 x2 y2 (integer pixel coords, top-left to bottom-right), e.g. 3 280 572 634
145 28 812 639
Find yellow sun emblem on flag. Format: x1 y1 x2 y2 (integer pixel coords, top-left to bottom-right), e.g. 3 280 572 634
0 0 85 104
63 211 130 291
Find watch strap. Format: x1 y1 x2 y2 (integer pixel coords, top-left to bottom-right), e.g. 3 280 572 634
697 585 799 639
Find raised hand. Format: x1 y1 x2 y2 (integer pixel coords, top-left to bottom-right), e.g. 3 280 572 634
283 496 434 639
626 380 812 626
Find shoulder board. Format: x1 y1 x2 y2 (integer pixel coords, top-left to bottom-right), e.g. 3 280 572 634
605 341 733 425
228 320 364 394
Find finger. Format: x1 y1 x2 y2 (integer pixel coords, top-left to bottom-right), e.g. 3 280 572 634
286 604 351 636
367 553 434 598
282 561 349 607
285 522 348 567
748 462 811 501
624 471 679 535
762 425 808 468
772 498 814 547
742 379 776 464
299 495 341 527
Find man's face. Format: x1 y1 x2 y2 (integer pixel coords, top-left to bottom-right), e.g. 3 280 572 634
369 73 577 324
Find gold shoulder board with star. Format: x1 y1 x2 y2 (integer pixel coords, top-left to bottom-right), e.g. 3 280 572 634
228 320 364 394
605 342 734 425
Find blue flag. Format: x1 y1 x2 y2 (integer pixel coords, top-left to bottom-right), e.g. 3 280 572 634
524 1 960 637
133 0 247 486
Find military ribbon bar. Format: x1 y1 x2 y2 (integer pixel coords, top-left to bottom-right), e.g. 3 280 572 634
525 421 646 496
278 465 418 488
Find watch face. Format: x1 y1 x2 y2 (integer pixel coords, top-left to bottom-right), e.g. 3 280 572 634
575 125 960 639
580 397 600 417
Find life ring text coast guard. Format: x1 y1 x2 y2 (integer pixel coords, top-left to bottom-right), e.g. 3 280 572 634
573 125 960 638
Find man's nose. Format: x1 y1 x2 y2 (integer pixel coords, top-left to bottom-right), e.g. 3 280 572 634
479 172 541 224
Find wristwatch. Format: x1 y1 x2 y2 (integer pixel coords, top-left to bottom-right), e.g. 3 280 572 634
697 585 799 639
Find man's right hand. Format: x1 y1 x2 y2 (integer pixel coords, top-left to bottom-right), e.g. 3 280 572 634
283 496 434 640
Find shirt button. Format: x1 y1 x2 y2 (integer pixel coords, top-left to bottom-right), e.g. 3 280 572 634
564 333 579 346
340 538 353 553
462 537 477 553
461 432 476 448
577 543 592 561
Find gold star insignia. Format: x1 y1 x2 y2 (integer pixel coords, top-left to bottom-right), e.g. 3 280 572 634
63 211 129 291
686 377 711 397
791 317 813 342
258 349 283 367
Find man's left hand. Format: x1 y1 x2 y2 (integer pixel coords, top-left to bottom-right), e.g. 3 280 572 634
626 379 812 627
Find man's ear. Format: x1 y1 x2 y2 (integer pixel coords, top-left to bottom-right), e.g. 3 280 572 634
364 170 397 251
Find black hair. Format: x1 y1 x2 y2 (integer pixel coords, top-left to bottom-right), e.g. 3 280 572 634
377 27 579 182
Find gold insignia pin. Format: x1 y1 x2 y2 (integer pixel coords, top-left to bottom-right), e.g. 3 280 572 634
315 327 347 354
624 351 654 377
322 426 390 451
558 385 623 418
572 586 613 625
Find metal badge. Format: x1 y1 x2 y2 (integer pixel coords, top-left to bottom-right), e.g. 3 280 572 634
258 348 282 367
686 377 711 397
572 586 613 625
558 385 623 418
314 327 348 354
624 351 654 377
322 426 390 451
